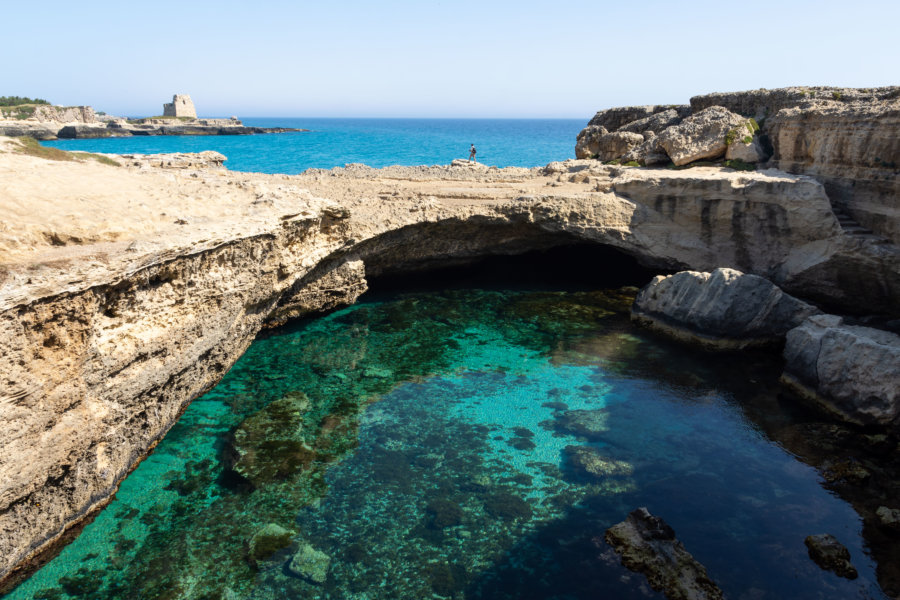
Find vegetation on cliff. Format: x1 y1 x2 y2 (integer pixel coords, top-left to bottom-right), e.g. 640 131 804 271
0 96 50 107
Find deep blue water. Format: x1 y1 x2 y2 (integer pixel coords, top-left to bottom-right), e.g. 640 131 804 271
42 118 584 174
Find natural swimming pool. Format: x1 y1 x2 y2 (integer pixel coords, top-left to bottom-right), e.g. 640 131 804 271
5 286 888 599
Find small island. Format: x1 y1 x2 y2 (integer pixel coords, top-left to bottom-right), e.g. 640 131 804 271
0 93 305 140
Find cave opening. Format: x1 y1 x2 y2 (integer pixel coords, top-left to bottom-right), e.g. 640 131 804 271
365 240 668 296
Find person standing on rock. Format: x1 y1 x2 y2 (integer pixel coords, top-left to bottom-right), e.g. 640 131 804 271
469 144 477 162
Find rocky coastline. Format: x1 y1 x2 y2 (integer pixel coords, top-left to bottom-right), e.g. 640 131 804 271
0 101 305 140
1 85 899 595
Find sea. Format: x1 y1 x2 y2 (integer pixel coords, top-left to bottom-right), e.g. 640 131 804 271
42 118 585 173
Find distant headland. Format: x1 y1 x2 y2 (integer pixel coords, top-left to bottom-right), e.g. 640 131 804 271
0 93 306 140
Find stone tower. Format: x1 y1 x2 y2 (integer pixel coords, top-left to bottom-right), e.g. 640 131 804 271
162 94 197 118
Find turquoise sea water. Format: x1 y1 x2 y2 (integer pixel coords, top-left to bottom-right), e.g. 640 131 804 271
42 118 584 173
5 287 887 600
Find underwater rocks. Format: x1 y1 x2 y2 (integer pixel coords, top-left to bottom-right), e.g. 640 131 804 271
804 533 858 579
247 523 296 567
781 315 900 428
605 508 724 600
482 492 532 521
631 268 820 350
547 409 609 441
226 391 316 487
425 499 464 529
564 445 633 480
287 542 331 584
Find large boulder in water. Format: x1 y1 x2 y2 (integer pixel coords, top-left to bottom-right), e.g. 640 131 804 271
605 507 724 600
631 268 820 350
781 315 900 427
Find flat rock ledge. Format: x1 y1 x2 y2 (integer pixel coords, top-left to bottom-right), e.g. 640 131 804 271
631 268 820 350
782 315 900 428
605 507 724 600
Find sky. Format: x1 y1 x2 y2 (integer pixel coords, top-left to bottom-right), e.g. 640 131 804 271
3 0 898 118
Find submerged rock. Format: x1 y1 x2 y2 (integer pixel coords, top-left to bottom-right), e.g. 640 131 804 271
287 542 331 584
483 492 532 521
804 533 858 579
782 315 900 427
549 408 610 440
247 523 296 566
226 391 316 487
632 268 820 350
605 508 724 600
564 445 633 479
425 499 464 529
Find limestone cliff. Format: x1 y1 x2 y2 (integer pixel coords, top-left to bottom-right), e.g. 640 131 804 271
577 86 900 244
1 138 899 588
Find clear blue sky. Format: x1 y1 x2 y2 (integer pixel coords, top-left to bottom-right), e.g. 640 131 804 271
4 0 898 118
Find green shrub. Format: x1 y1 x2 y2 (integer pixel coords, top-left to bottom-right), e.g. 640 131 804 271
623 160 640 167
832 91 843 100
0 96 50 107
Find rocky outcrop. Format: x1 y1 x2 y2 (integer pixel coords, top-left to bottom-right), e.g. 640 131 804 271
586 105 690 132
1 147 899 588
657 106 756 166
631 268 820 350
605 508 724 600
0 122 61 140
583 130 644 161
804 534 858 579
620 109 684 135
579 87 900 244
1 108 304 140
31 105 97 124
782 315 900 428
